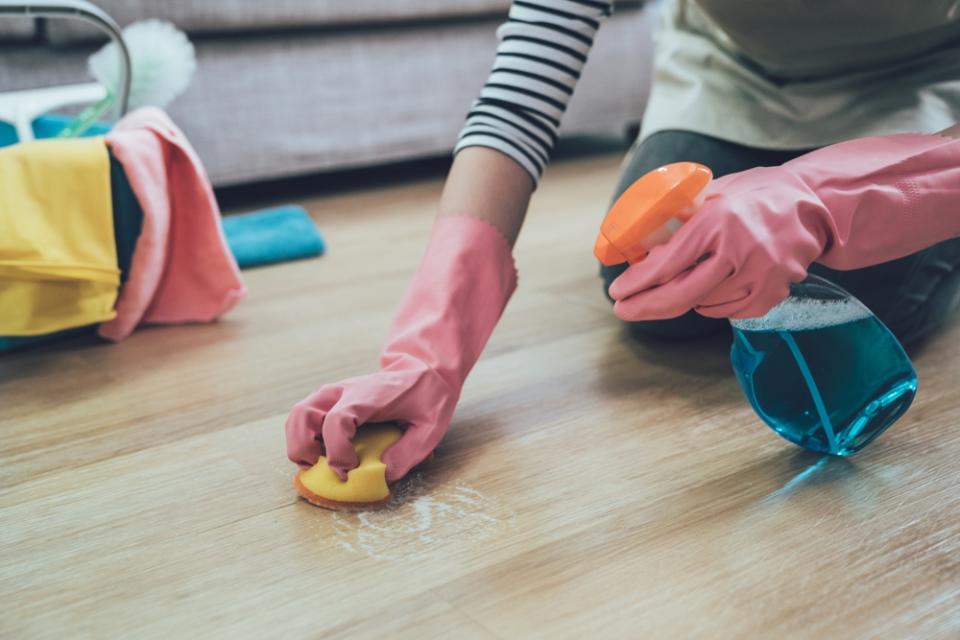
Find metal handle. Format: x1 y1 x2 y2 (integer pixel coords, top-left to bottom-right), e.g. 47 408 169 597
0 0 131 118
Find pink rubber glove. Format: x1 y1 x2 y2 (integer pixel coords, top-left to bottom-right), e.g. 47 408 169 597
285 215 517 483
610 133 960 320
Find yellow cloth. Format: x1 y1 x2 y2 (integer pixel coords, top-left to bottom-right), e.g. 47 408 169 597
0 138 119 336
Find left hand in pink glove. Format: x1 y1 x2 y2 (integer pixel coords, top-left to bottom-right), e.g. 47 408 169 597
609 133 960 321
285 215 517 483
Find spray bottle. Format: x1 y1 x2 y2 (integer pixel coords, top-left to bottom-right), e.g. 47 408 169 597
595 162 918 455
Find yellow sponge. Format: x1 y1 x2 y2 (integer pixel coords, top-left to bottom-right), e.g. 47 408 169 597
293 423 402 510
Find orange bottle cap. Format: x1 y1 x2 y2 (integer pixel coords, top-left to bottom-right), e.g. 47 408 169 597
594 162 712 266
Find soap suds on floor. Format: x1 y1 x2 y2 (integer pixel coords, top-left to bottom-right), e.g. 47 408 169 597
329 474 513 561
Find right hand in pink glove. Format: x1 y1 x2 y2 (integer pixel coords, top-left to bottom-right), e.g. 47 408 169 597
285 215 517 483
610 133 960 321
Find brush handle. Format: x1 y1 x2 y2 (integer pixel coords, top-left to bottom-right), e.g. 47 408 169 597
56 94 113 138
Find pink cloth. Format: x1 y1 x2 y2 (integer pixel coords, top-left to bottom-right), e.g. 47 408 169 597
285 215 517 483
98 108 245 341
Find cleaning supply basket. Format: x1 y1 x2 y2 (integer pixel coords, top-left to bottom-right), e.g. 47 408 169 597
0 1 134 351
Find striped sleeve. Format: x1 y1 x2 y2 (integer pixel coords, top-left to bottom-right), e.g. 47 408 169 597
455 0 614 186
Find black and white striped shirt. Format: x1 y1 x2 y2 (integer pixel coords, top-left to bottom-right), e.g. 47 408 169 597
455 0 614 185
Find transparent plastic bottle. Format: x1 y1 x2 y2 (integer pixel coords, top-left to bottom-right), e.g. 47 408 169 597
729 275 916 454
595 162 918 455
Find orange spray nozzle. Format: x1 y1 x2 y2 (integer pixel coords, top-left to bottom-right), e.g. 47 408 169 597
594 162 713 266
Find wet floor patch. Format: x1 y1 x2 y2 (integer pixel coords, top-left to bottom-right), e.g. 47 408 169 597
328 474 515 561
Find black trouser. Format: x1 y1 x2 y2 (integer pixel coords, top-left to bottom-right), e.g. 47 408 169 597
600 130 960 345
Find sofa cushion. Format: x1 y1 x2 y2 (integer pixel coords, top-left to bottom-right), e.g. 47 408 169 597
45 0 644 45
0 15 36 43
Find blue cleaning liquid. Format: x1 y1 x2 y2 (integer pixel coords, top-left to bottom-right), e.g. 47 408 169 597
730 300 918 455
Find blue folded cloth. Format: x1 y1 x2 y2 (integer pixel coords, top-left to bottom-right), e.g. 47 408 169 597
222 205 325 269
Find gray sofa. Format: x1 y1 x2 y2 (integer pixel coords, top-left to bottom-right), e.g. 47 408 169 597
0 1 656 186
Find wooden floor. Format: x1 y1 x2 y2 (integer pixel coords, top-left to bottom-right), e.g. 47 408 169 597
2 148 959 639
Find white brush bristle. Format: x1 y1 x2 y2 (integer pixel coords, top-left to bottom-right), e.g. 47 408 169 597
88 20 196 109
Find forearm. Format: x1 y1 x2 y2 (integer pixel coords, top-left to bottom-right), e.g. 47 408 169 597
439 146 534 247
782 131 960 269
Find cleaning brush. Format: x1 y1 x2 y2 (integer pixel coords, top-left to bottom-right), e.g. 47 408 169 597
59 20 196 137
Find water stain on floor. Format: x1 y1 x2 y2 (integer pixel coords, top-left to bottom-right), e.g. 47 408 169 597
328 474 515 561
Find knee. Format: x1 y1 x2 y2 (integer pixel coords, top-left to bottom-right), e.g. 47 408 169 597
600 261 627 304
884 258 960 346
599 261 727 339
625 311 729 339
